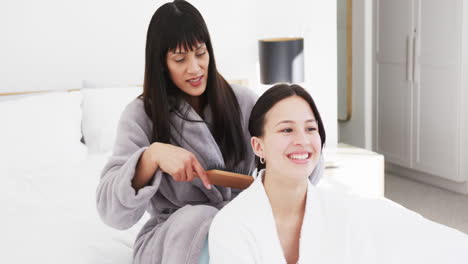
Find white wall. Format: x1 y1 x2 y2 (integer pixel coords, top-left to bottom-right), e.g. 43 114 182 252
1 0 337 147
1 0 155 90
338 0 373 149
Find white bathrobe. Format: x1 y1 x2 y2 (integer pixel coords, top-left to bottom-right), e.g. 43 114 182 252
209 170 468 264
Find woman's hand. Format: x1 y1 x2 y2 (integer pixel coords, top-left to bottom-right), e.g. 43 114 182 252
133 142 211 191
153 143 211 188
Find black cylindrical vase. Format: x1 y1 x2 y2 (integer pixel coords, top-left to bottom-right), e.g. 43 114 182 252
258 38 304 84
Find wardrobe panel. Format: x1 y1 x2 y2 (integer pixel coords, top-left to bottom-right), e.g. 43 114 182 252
419 0 461 68
413 68 460 180
377 0 415 64
376 63 412 167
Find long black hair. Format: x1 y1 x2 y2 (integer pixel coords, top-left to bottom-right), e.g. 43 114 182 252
248 84 326 170
141 0 246 167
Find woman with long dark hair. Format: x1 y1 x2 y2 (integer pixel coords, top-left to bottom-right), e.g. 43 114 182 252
96 1 323 263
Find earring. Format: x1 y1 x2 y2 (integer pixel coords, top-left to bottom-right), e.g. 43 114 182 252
260 157 265 164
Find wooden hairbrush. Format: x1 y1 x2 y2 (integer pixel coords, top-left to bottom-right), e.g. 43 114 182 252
204 166 254 189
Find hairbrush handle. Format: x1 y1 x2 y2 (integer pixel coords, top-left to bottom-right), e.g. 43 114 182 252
205 170 254 189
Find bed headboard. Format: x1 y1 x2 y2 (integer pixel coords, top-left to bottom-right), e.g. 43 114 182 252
0 88 80 97
0 79 248 97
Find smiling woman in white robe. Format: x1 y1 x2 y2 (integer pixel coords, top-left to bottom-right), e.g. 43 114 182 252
208 84 468 264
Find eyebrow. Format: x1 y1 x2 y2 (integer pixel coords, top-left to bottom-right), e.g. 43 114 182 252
275 119 317 127
171 44 205 55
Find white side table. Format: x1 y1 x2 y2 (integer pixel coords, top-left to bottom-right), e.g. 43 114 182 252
319 143 385 198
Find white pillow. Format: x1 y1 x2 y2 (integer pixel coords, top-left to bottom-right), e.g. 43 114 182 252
81 87 142 154
0 91 86 172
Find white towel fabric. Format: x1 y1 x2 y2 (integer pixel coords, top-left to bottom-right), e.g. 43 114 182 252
209 170 468 264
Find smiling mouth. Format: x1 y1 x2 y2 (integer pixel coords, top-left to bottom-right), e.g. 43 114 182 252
287 153 311 160
187 76 203 83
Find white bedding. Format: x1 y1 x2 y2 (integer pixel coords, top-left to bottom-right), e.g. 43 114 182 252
1 153 148 264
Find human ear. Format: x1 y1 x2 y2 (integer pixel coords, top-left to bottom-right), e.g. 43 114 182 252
250 136 264 159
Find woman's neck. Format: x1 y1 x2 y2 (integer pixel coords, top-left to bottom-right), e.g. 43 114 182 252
263 170 307 263
262 171 307 219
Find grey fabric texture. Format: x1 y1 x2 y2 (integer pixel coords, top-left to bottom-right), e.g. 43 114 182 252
96 85 325 264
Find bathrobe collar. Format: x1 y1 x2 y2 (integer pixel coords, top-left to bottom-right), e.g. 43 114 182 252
252 169 325 263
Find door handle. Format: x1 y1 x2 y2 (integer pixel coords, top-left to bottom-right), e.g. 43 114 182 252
407 35 414 82
413 35 419 84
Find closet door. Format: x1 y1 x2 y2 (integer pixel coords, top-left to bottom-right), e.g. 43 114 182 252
412 0 462 181
376 0 416 167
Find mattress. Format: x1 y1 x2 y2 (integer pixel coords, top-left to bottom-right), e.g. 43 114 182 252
1 153 148 264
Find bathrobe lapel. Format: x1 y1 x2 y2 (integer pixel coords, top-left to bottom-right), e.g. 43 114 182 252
252 171 326 263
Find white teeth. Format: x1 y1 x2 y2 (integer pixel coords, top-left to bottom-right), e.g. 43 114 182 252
289 154 309 160
189 77 202 82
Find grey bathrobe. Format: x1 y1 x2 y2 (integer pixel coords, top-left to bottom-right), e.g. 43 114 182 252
96 85 324 264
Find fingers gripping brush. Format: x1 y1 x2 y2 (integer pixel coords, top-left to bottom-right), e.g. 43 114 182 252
204 165 254 190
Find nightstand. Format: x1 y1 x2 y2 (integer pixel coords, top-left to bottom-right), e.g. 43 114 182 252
320 143 385 198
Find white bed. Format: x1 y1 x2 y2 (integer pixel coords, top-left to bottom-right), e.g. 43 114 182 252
1 88 467 263
1 153 149 263
0 88 147 263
